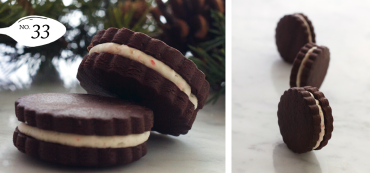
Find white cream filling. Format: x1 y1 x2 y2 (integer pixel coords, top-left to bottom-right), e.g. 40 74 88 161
296 47 317 87
308 92 325 150
294 14 312 43
18 123 150 148
89 43 198 109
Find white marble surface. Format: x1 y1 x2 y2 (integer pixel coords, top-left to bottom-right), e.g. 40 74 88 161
233 0 370 173
0 85 224 172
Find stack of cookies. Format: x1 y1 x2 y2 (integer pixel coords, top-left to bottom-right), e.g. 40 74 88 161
275 13 334 153
13 27 209 166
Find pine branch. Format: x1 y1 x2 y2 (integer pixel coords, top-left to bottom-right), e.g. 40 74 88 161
104 0 157 34
189 10 225 104
0 1 27 27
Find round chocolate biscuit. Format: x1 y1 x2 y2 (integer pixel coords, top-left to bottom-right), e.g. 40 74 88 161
277 87 333 153
78 27 209 136
14 128 147 166
13 93 153 166
276 13 316 63
290 43 330 88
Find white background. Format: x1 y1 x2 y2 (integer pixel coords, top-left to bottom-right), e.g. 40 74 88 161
233 0 370 172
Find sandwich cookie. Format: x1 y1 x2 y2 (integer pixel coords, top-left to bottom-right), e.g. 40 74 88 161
277 86 333 153
290 43 330 88
276 13 316 63
13 93 153 166
77 27 210 136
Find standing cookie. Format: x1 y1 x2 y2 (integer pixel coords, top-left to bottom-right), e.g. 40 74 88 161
13 93 153 166
277 87 333 153
290 43 330 88
276 13 316 63
77 27 209 136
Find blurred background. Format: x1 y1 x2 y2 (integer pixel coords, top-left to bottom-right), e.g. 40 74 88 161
0 1 226 172
0 0 225 103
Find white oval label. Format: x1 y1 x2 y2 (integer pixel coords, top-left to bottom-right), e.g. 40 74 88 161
0 15 66 47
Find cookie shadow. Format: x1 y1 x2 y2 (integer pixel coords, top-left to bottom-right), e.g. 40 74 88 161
273 143 322 173
270 59 292 95
11 132 184 172
146 131 184 154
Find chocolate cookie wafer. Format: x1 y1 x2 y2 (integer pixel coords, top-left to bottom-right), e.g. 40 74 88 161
277 86 333 153
13 93 153 166
77 27 209 136
290 43 330 88
276 13 316 63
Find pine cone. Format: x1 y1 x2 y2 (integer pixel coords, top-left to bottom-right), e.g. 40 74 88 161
151 0 224 54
